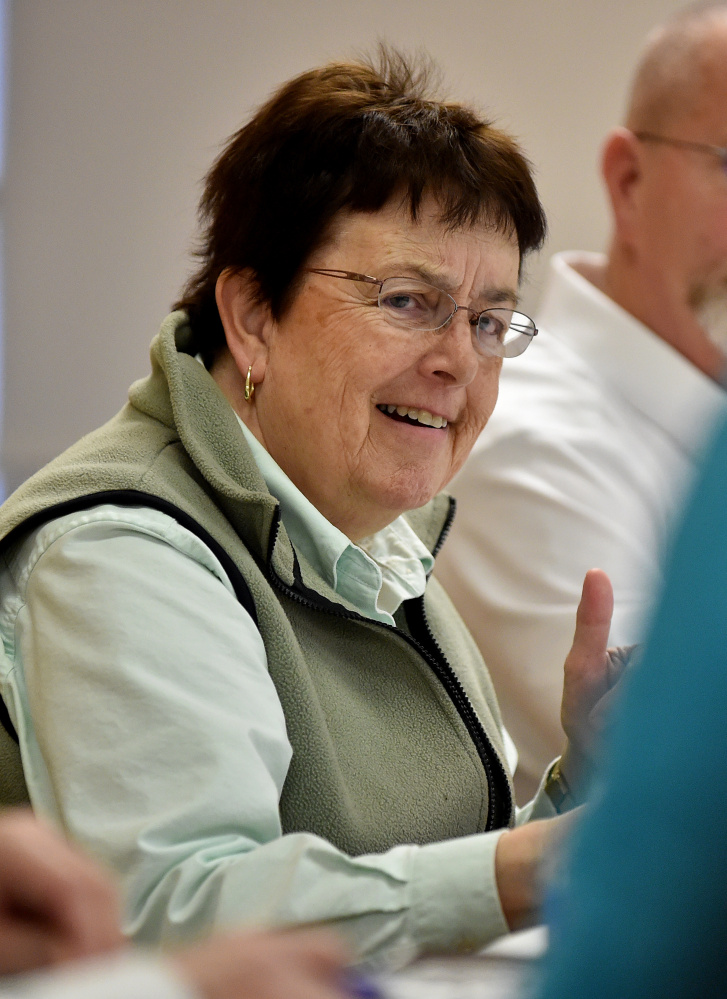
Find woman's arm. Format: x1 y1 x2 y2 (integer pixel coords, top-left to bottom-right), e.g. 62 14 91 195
2 506 510 966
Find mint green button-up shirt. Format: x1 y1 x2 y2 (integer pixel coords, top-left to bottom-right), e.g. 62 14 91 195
0 420 548 968
238 417 433 624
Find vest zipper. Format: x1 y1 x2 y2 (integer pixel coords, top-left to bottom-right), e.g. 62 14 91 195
430 495 456 560
264 510 513 833
403 596 512 831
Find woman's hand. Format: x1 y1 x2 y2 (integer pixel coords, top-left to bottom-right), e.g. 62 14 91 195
0 809 124 974
560 568 628 787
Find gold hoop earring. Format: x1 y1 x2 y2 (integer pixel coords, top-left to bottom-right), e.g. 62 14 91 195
244 365 255 402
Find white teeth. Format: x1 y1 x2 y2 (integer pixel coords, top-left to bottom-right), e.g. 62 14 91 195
379 404 448 429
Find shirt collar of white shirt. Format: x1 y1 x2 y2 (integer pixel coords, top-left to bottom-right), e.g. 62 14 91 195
236 416 433 625
539 251 727 458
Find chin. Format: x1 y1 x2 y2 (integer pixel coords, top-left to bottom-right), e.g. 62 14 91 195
368 471 444 521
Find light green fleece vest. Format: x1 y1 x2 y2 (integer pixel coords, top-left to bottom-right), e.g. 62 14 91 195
0 312 514 848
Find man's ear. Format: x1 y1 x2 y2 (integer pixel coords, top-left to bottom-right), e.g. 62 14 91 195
215 267 271 382
601 127 643 246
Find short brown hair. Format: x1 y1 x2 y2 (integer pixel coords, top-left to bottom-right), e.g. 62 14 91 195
175 48 547 363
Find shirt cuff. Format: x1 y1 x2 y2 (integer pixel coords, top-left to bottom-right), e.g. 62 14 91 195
408 830 510 954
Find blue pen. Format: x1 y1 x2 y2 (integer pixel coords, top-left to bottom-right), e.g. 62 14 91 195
342 969 385 999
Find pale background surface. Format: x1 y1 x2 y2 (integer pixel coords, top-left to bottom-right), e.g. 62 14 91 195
2 0 686 489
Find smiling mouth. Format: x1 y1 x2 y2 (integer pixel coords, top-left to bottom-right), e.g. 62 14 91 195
377 404 448 429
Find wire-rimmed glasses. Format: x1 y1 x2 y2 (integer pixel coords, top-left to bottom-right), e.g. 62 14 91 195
306 268 538 358
633 131 727 174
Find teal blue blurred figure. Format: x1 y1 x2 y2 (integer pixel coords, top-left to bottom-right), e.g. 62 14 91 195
535 414 727 997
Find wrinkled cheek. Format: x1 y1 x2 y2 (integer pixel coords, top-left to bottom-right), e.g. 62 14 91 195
471 396 499 440
337 415 376 473
452 418 488 473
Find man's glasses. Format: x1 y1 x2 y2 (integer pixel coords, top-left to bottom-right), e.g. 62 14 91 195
306 269 538 358
634 131 727 173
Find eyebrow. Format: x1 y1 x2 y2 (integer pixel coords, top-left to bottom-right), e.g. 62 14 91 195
392 263 520 308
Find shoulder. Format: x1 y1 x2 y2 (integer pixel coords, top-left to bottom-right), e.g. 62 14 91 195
461 323 670 490
1 503 238 605
488 330 625 441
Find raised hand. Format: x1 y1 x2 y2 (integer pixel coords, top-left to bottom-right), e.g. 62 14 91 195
559 568 632 787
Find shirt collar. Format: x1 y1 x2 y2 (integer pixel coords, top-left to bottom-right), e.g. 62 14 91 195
235 416 433 624
538 251 727 458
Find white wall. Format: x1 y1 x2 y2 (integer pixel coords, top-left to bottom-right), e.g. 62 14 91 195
2 0 686 489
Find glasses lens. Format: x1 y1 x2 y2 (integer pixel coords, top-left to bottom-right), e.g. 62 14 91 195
378 278 453 331
476 309 536 358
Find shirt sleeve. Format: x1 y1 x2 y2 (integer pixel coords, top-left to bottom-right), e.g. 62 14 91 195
0 506 510 968
0 952 198 999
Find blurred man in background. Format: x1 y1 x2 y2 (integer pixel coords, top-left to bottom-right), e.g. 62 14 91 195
437 0 727 798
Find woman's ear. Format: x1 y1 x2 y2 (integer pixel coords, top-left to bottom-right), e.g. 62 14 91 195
215 267 271 382
601 127 643 247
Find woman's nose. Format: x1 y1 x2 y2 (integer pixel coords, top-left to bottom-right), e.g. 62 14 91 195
423 311 483 385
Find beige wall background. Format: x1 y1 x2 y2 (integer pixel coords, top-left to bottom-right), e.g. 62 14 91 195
2 0 686 489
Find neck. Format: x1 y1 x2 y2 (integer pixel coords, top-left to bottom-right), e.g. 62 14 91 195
600 240 727 382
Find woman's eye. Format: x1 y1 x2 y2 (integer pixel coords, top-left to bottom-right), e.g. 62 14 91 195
383 293 425 313
479 314 506 339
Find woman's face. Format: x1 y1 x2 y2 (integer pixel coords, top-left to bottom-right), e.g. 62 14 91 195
247 196 520 540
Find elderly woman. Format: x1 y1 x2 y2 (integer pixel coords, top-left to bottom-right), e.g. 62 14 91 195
0 53 615 965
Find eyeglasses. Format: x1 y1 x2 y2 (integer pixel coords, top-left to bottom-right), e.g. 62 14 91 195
306 269 538 358
633 131 727 173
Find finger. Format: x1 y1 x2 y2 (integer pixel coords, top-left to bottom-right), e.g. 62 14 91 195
48 875 124 961
606 643 639 688
14 851 121 958
566 568 614 677
573 568 613 640
0 812 123 961
0 921 60 975
561 570 615 756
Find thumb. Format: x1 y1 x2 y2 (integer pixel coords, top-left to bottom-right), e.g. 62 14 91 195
562 569 615 772
568 568 613 670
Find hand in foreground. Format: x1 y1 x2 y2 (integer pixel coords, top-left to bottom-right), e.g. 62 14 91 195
0 808 356 999
172 927 354 999
0 808 123 974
